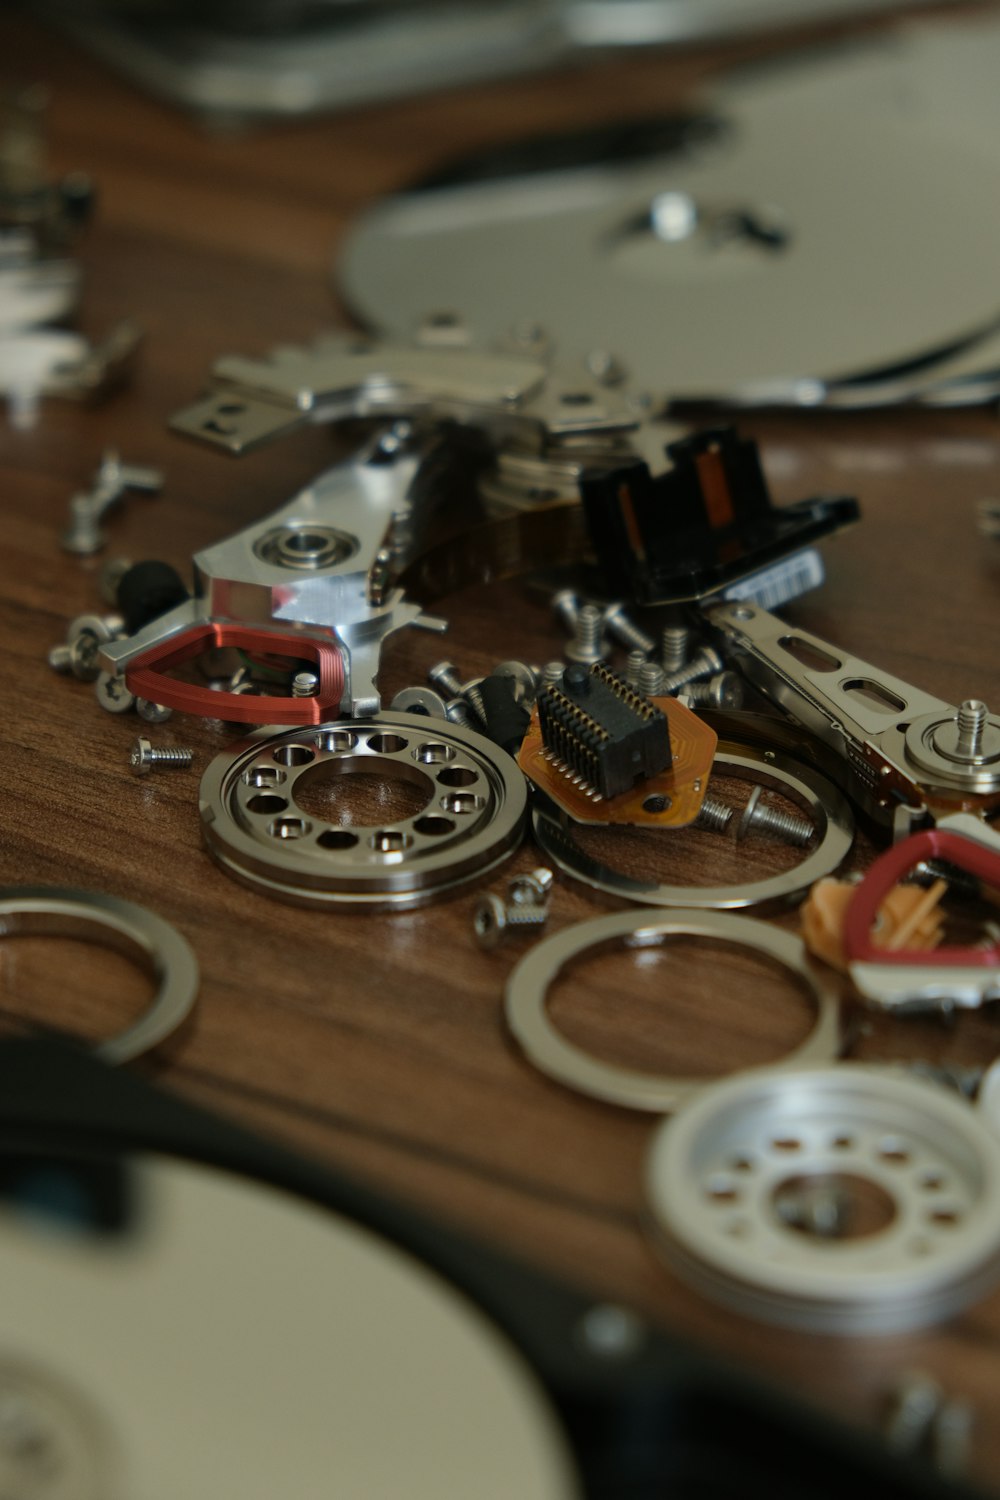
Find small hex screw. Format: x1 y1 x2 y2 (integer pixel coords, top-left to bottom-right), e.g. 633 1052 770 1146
129 737 194 775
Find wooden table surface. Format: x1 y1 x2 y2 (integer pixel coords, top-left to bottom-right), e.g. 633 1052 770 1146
5 6 1000 1488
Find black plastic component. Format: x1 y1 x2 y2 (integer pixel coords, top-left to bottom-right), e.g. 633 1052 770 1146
479 673 531 756
538 662 670 799
580 427 860 606
117 560 190 635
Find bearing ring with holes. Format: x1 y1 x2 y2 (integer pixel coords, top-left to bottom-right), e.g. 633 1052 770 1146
645 1065 1000 1335
199 715 527 908
504 909 841 1113
0 888 198 1064
532 744 854 910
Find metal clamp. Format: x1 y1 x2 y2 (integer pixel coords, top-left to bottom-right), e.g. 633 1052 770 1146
505 908 841 1112
0 888 198 1064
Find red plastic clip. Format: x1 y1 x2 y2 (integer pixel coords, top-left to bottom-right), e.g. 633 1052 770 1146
843 828 1000 969
125 623 345 724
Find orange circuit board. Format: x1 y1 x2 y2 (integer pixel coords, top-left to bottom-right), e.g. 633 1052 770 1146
518 695 718 827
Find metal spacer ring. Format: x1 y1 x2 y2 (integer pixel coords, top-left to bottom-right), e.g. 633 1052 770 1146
0 888 198 1064
504 907 841 1113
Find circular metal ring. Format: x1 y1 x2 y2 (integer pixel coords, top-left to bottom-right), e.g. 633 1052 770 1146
646 1065 1000 1335
533 744 854 910
504 908 840 1113
199 714 527 909
0 888 198 1064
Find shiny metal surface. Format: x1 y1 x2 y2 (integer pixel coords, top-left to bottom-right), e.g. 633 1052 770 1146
0 888 198 1064
505 908 840 1112
646 1066 1000 1334
533 745 854 909
199 715 527 908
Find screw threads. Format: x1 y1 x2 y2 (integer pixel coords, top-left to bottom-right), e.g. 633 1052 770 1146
624 650 645 689
541 660 566 688
685 671 745 710
661 647 724 695
552 589 579 632
738 785 813 845
603 604 655 655
130 736 194 774
661 623 691 673
695 796 734 833
462 681 488 725
638 661 665 696
566 603 605 664
48 643 72 673
956 699 988 758
428 661 464 698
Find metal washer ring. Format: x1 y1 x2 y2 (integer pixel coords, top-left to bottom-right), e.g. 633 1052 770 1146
505 908 840 1113
532 744 854 910
0 888 198 1064
199 714 527 909
646 1065 1000 1335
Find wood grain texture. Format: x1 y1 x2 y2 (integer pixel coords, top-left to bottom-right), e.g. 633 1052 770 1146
4 6 1000 1486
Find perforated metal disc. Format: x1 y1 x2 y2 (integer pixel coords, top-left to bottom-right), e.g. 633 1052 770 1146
646 1066 1000 1334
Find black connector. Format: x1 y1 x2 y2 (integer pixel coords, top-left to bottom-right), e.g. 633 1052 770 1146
580 426 859 605
537 662 670 800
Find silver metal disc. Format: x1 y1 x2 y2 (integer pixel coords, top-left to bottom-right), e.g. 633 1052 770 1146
646 1066 1000 1335
199 715 526 908
339 56 1000 396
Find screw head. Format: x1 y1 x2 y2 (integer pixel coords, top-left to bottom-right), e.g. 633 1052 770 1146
473 892 507 950
129 736 153 774
736 784 762 841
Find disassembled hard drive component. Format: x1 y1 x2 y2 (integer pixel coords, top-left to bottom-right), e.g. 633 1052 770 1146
505 909 840 1113
708 602 1000 831
0 888 197 1063
533 745 853 907
519 691 716 827
843 814 1000 1012
61 449 163 556
645 1066 1000 1335
129 737 194 776
801 875 946 975
581 428 858 605
537 663 670 800
199 715 527 908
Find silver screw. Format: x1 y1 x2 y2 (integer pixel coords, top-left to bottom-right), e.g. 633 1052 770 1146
129 737 194 775
428 660 465 699
885 1371 945 1456
585 350 627 387
624 649 645 689
695 796 734 833
661 622 691 673
638 661 665 696
602 602 655 656
956 699 988 759
576 1303 645 1360
444 698 473 726
685 671 745 710
95 670 136 714
473 891 549 949
136 698 173 724
47 643 72 673
461 678 488 726
541 660 565 689
661 646 725 695
566 603 606 665
774 1179 851 1238
508 868 554 905
551 589 580 634
291 670 319 698
737 785 814 845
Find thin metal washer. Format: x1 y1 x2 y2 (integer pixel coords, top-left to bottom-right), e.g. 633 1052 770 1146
0 888 198 1064
505 908 840 1113
533 745 854 910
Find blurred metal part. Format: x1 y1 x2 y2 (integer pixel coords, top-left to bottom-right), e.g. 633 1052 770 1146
646 1065 1000 1334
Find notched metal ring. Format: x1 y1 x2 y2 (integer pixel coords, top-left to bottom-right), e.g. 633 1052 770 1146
0 887 198 1064
533 743 854 910
504 907 841 1113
